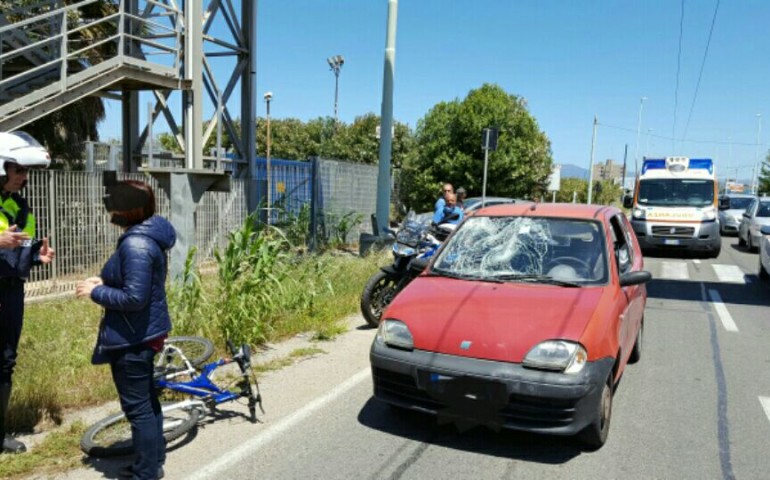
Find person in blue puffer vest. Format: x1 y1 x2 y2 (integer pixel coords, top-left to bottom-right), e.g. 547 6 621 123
76 175 176 480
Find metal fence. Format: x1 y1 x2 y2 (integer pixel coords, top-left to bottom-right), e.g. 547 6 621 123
22 153 383 299
23 170 248 298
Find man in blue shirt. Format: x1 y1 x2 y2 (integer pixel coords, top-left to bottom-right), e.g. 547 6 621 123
438 193 464 225
432 183 453 224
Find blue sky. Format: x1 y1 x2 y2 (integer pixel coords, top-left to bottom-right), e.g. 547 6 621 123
100 1 770 181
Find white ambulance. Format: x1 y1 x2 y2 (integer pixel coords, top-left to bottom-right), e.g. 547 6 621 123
624 157 721 258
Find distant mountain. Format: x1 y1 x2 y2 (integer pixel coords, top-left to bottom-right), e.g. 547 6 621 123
559 164 589 180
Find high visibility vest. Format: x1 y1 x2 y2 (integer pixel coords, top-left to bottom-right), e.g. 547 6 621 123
0 193 39 279
0 193 35 237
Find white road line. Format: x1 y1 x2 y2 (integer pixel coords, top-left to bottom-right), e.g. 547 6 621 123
189 368 370 480
708 289 739 332
693 259 701 264
712 264 747 284
660 261 689 280
760 397 770 424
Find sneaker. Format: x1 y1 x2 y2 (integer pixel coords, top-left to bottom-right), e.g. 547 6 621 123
2 435 26 454
118 464 165 479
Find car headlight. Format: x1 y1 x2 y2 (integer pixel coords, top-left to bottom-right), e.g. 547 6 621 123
523 340 587 374
377 319 414 350
701 208 716 221
632 208 646 219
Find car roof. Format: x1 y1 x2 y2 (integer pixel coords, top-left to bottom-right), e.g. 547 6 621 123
473 202 619 219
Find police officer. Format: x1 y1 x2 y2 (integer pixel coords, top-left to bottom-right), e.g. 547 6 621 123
0 131 55 453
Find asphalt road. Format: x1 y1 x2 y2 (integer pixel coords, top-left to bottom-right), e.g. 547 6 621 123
57 236 770 480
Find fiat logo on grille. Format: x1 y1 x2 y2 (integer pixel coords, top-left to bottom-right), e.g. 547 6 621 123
670 227 676 234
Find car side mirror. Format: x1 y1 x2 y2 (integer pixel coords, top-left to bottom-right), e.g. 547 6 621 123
622 195 633 209
761 225 770 235
718 198 730 210
619 270 652 287
409 257 430 273
743 212 751 219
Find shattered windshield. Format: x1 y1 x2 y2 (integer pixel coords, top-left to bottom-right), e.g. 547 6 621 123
432 216 608 285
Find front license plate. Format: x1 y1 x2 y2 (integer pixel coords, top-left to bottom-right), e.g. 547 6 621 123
664 239 680 245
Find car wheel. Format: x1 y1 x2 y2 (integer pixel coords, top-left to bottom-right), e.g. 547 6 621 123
760 259 770 281
748 235 756 253
739 234 746 247
710 246 721 259
628 319 642 364
578 374 613 451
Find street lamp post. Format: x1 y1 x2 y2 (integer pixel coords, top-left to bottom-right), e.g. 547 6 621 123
754 113 762 194
264 91 273 223
327 55 345 123
634 96 647 179
645 128 653 158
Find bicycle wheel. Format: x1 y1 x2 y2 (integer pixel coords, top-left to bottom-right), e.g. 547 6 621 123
155 336 215 377
81 401 201 458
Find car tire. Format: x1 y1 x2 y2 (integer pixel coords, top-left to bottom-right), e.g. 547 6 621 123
739 234 746 247
710 246 721 259
578 374 613 451
760 259 770 281
748 235 756 253
628 319 642 364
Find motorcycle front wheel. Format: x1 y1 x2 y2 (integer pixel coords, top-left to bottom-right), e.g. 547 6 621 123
360 270 403 328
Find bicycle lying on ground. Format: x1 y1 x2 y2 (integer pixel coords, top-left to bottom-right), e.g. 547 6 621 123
80 336 263 458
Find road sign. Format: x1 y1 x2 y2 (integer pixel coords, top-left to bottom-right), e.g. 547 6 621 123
482 127 499 151
547 165 561 192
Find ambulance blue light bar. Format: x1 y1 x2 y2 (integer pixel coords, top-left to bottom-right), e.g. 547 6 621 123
641 158 713 174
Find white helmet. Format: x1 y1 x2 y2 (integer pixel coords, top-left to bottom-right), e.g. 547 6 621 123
0 131 51 176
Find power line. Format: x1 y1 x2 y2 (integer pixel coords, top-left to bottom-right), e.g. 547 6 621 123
672 0 685 148
598 121 759 147
682 0 721 141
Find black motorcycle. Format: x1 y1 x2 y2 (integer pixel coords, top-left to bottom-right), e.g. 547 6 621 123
360 213 452 327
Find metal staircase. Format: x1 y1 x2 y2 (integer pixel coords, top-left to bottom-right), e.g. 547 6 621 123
0 0 189 132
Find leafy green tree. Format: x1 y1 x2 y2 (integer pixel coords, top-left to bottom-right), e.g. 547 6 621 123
759 150 770 196
398 84 553 211
556 177 588 203
593 179 623 206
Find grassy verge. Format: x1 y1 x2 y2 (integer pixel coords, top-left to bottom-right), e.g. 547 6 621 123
4 233 386 477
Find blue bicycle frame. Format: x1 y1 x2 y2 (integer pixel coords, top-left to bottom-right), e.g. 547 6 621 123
156 358 242 405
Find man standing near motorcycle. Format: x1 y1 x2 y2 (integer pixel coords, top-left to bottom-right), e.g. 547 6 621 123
432 183 453 224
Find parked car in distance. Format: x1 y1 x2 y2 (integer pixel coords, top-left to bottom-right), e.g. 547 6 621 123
718 194 756 235
738 197 770 252
462 196 517 213
370 203 651 450
760 225 770 281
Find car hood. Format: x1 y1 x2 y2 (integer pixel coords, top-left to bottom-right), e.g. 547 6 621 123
383 276 607 363
722 209 746 218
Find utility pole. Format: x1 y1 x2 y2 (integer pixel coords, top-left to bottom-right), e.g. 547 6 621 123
621 144 628 190
587 115 598 204
754 113 762 194
634 97 647 181
375 0 398 236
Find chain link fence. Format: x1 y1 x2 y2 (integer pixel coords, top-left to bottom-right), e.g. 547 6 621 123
22 146 392 299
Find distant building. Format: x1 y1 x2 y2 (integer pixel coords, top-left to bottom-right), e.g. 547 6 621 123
593 159 623 185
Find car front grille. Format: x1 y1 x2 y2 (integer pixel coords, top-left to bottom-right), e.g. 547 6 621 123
372 368 579 429
651 225 695 238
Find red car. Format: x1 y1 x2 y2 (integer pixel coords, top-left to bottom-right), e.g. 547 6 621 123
370 203 651 449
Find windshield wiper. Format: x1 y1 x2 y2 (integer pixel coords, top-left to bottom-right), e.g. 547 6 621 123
427 268 503 284
489 273 581 287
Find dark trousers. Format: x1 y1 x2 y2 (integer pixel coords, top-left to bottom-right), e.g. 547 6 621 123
0 282 24 386
109 345 165 480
